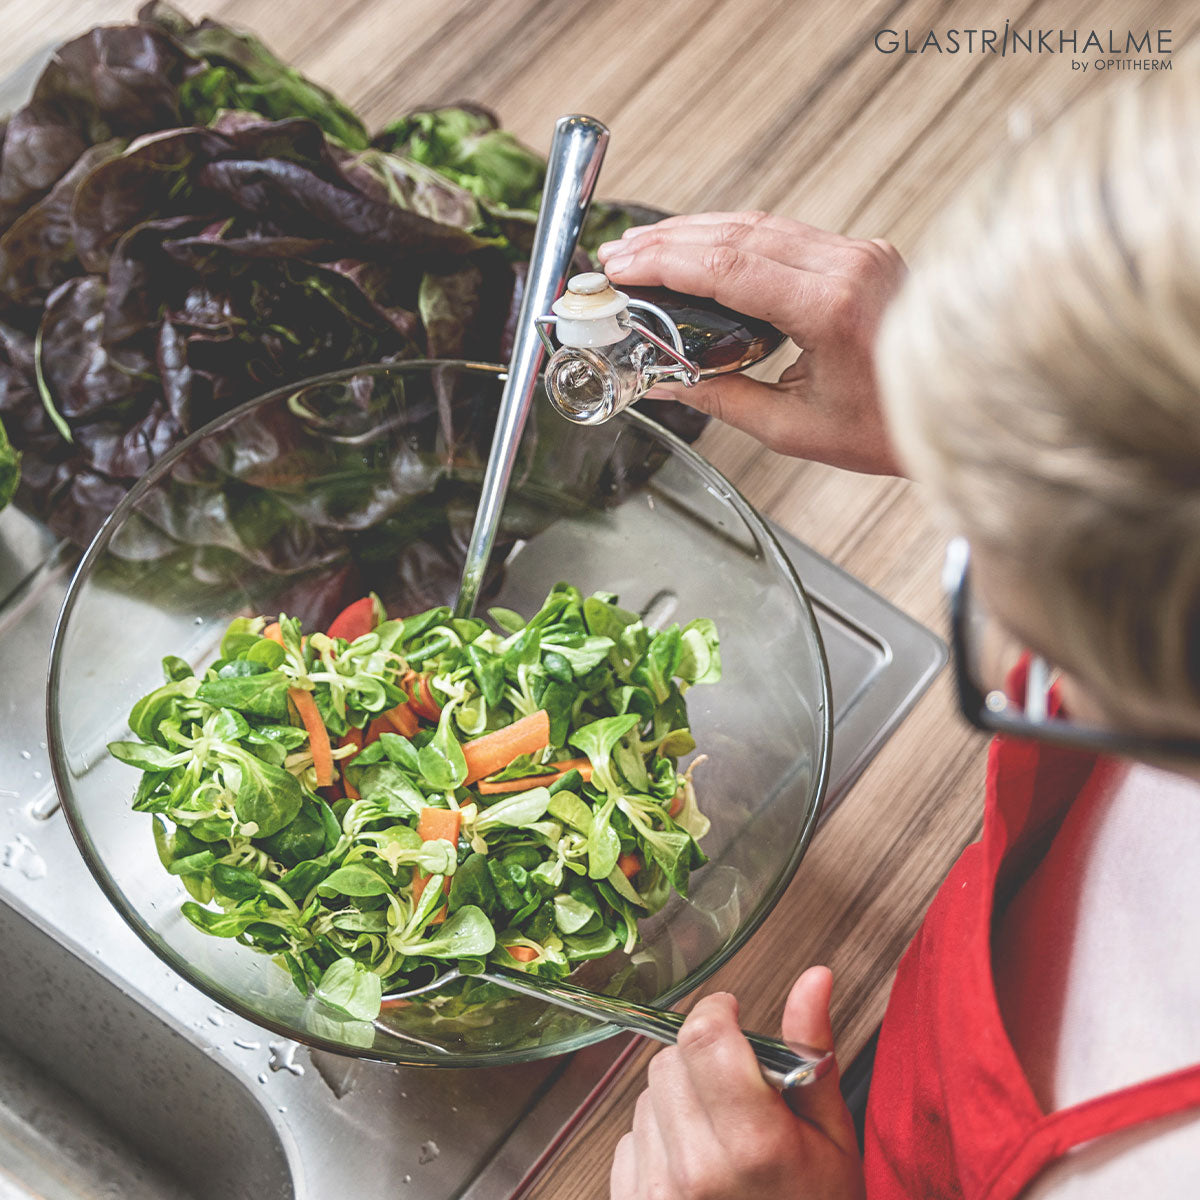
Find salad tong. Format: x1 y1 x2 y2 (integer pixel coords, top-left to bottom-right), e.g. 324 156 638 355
381 964 833 1091
454 113 609 620
447 114 831 1091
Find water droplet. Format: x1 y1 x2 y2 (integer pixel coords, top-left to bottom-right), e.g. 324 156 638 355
310 1051 359 1098
640 588 678 627
268 1039 305 1077
27 793 60 821
2 835 46 880
193 616 204 625
233 1038 261 1051
38 741 46 750
400 1090 408 1099
450 1105 457 1113
19 750 30 760
257 1072 268 1085
418 1140 439 1165
403 1175 412 1184
207 1011 225 1026
277 1105 288 1114
31 771 42 781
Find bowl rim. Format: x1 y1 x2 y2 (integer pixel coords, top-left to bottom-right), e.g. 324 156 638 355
46 359 833 1068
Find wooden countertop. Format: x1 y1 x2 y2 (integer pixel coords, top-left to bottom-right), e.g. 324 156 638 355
3 1 1194 1195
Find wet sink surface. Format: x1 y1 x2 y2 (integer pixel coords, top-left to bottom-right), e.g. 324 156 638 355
0 507 296 1199
0 903 294 1200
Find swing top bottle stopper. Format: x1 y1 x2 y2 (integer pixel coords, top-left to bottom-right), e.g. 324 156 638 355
538 271 786 425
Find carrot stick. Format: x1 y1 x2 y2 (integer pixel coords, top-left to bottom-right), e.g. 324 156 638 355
506 945 539 963
477 759 594 795
289 688 333 788
462 710 551 786
263 622 306 650
383 701 419 738
412 807 462 924
364 716 392 747
417 807 462 844
410 877 452 923
618 851 642 879
668 789 684 819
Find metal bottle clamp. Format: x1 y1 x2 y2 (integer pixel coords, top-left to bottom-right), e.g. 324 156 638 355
536 301 703 386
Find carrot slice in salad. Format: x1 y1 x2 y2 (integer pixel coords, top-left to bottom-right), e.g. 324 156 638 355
476 758 593 795
618 852 642 879
417 806 462 845
506 945 539 963
383 701 419 738
462 710 551 786
289 687 333 788
411 807 461 923
363 716 392 747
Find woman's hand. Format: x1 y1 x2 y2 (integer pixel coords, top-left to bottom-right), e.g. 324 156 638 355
596 212 906 476
610 967 866 1200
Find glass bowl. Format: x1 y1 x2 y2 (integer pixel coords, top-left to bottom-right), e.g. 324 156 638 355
47 362 831 1067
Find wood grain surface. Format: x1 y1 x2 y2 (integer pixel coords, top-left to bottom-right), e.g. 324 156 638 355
1 2 1193 1195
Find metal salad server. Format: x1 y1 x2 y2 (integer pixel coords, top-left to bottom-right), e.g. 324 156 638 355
380 966 833 1090
444 115 830 1091
454 114 609 618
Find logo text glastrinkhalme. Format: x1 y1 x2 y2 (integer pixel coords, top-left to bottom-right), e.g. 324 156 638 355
874 27 1173 59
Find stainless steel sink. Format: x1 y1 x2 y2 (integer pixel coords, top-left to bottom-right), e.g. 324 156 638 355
0 901 294 1200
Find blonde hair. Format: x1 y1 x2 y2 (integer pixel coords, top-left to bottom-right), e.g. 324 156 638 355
878 57 1200 730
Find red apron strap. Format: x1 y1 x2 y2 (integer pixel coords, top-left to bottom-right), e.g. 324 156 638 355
984 1065 1200 1199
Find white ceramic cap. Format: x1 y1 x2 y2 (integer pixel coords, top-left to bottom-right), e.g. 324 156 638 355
551 272 629 346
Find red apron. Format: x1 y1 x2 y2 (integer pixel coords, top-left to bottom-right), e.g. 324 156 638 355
863 724 1200 1198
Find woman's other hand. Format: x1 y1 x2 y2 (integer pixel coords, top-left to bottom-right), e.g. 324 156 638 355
610 966 865 1200
596 212 906 475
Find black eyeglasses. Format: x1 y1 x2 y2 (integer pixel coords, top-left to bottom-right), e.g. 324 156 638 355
944 537 1200 761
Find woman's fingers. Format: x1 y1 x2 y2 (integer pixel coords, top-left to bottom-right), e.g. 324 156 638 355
647 374 808 456
600 218 884 279
610 1131 637 1198
614 986 870 1199
630 1086 674 1196
615 210 847 248
595 207 908 477
645 1045 729 1192
779 967 860 1159
675 994 785 1143
598 240 831 335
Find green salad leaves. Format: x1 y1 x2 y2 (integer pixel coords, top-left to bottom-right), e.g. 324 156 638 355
110 585 720 1020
